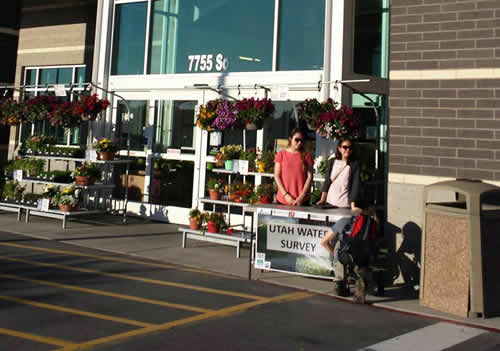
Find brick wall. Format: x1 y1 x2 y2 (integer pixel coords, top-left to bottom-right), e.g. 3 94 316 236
389 0 500 181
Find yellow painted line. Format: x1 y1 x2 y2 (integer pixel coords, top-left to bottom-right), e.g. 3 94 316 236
0 295 154 328
56 291 314 351
0 241 228 277
0 327 76 347
0 274 213 314
0 255 263 301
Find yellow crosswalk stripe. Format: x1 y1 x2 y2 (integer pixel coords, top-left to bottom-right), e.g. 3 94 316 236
0 254 263 300
0 327 75 347
0 273 213 314
0 294 154 327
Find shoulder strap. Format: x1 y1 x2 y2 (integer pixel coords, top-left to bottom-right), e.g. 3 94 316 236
330 161 347 183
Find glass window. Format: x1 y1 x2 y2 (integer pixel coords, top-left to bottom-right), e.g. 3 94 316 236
111 2 148 75
25 69 36 86
38 68 72 85
148 0 274 74
278 0 325 71
116 100 149 151
353 0 389 78
153 100 196 152
22 66 87 146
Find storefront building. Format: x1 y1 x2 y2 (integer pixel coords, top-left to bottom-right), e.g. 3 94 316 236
92 0 389 223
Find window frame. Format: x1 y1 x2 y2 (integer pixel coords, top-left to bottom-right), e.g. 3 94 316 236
22 64 87 147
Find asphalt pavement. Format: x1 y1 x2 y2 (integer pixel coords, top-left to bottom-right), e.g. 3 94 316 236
0 211 499 350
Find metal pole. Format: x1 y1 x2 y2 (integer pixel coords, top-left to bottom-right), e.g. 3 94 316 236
87 82 130 224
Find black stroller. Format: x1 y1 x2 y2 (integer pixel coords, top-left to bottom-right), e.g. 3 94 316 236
332 210 388 303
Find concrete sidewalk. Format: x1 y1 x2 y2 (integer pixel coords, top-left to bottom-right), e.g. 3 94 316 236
1 211 499 332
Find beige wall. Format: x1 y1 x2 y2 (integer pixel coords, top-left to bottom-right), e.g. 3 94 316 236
9 0 96 158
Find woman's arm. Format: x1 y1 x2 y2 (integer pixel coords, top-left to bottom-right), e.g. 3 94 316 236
274 162 294 204
348 161 361 206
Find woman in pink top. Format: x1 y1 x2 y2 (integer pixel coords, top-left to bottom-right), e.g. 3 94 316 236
274 128 313 206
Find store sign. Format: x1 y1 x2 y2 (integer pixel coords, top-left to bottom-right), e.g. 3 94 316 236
187 53 229 72
255 213 334 279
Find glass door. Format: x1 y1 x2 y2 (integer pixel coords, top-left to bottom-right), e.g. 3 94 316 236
149 99 197 208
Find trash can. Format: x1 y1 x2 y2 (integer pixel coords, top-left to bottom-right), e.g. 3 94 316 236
420 179 500 318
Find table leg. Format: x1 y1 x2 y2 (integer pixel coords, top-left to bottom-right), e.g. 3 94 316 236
63 215 67 229
182 232 187 248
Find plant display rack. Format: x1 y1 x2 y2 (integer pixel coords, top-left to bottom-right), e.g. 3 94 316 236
1 154 129 228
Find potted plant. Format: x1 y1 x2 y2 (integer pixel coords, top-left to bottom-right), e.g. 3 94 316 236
219 144 243 170
256 149 275 173
54 186 81 212
188 208 204 230
72 162 102 186
206 178 225 200
93 138 120 160
235 97 275 130
42 185 60 208
206 212 225 233
256 183 276 204
228 182 256 203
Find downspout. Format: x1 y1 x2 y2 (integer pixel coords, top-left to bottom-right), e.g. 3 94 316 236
322 0 333 102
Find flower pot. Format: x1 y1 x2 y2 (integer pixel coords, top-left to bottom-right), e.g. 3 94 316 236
207 221 220 233
75 176 96 186
259 195 273 204
98 151 115 161
224 160 233 170
209 190 221 200
59 203 79 212
189 217 201 230
246 122 257 130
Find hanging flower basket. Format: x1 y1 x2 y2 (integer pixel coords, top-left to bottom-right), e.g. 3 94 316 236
0 99 24 126
235 97 274 130
73 94 111 122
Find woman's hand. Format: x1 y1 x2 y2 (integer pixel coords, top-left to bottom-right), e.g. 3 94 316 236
316 192 327 205
284 193 295 205
293 195 304 207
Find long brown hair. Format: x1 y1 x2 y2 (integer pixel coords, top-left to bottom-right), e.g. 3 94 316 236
288 128 306 171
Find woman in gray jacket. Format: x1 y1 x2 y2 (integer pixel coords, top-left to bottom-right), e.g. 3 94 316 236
316 137 361 211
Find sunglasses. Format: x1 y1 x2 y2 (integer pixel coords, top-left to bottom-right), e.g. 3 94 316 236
294 138 304 143
341 145 352 150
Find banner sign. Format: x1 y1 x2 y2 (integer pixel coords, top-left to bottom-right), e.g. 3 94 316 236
255 213 335 279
